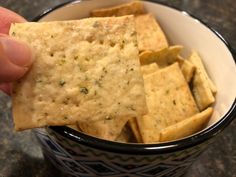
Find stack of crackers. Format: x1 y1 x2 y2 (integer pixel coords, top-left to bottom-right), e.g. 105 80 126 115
10 1 216 143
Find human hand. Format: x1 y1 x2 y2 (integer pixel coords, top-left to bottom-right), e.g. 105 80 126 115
0 7 33 95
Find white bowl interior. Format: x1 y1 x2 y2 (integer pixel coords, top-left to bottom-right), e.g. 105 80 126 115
38 0 236 131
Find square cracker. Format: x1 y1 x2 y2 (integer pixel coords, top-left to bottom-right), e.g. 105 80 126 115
134 14 169 52
137 63 199 143
192 69 215 111
90 1 145 17
160 107 213 142
10 16 147 131
189 51 217 94
189 51 216 110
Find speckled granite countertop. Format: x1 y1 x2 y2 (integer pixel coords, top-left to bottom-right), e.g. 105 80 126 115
0 0 235 177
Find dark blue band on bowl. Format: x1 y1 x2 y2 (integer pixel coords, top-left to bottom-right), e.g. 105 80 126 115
33 0 236 155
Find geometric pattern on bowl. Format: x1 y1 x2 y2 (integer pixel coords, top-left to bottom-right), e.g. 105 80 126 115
34 128 210 177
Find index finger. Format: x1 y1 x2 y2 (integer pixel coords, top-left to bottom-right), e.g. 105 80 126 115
0 7 26 34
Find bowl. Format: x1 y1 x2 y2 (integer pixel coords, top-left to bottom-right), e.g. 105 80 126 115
33 0 236 176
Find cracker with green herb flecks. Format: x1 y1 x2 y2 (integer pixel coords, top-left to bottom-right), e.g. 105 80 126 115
10 16 147 131
137 63 199 143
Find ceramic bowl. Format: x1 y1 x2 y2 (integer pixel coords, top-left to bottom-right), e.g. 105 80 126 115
34 0 236 177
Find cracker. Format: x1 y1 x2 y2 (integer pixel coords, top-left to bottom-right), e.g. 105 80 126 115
192 69 215 111
180 59 195 82
139 45 183 66
128 117 143 143
90 1 145 17
189 51 217 94
10 16 147 131
160 107 213 142
78 117 128 141
135 14 169 52
137 63 199 143
91 3 168 52
141 62 159 75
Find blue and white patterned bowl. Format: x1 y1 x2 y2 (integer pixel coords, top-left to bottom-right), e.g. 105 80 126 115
34 0 236 176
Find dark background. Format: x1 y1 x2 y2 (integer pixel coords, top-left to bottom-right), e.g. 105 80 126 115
0 0 235 177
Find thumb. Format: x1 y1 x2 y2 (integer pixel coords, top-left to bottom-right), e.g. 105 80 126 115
0 36 33 82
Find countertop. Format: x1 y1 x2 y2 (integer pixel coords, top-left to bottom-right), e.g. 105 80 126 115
0 0 235 177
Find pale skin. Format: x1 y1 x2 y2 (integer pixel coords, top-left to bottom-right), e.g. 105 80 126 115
0 7 33 95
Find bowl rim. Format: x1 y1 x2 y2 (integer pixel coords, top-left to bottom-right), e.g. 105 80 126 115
33 0 236 155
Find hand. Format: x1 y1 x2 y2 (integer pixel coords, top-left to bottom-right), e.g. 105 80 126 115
0 7 33 95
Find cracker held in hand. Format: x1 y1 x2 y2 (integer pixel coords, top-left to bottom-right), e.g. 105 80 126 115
10 16 147 131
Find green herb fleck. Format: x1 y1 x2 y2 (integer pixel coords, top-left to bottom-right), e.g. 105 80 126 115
12 32 16 36
50 35 54 38
63 116 68 120
80 87 89 94
130 68 134 71
59 80 66 86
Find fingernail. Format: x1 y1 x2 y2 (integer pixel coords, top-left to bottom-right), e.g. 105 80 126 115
0 37 33 67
